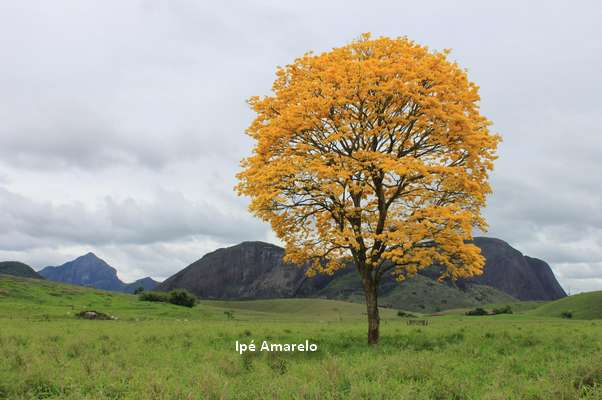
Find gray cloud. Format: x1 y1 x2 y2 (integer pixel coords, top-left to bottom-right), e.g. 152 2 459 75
0 187 266 249
0 0 601 292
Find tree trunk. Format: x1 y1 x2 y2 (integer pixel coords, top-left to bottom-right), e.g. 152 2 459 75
363 278 380 345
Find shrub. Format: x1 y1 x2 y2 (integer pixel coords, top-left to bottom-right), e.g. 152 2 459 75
561 311 573 319
465 307 489 316
139 291 169 303
133 286 145 295
397 311 417 318
168 289 197 308
492 305 513 315
139 289 197 307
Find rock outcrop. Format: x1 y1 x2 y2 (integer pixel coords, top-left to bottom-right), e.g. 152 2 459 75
465 237 566 300
159 242 330 298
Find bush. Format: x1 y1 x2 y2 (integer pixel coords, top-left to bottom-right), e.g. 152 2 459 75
139 289 197 307
139 291 169 303
397 310 417 318
465 307 489 316
133 286 145 295
561 311 573 319
168 289 197 308
492 305 513 315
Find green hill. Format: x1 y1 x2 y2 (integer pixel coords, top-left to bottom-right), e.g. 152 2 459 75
0 261 43 279
0 274 196 321
316 273 516 313
0 275 399 322
529 291 602 319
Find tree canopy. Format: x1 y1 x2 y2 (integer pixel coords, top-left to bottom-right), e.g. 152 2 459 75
237 34 500 343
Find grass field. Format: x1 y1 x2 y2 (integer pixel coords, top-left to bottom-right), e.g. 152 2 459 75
1 275 601 399
529 291 602 320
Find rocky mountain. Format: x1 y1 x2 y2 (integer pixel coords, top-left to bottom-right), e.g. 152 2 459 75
464 238 566 301
38 253 160 293
159 242 321 299
39 253 124 291
158 237 566 312
0 261 44 279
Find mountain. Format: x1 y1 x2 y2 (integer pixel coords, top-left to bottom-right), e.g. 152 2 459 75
159 242 320 299
123 277 160 293
0 261 44 279
38 253 160 293
39 252 125 291
464 238 566 300
158 237 566 312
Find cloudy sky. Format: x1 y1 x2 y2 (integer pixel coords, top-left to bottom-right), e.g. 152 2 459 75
0 1 600 292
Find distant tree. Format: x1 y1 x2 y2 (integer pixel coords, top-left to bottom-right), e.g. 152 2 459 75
237 34 499 344
168 289 197 308
133 286 145 295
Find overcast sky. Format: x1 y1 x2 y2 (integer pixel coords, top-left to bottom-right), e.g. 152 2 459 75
0 1 600 292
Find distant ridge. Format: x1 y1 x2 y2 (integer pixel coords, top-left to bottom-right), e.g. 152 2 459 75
38 253 160 293
158 237 566 312
0 261 43 279
124 277 161 293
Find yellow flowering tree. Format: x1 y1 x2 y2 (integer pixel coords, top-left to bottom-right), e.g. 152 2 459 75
237 34 500 344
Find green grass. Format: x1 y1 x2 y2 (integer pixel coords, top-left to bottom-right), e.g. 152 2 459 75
1 275 602 399
529 291 602 320
200 298 401 321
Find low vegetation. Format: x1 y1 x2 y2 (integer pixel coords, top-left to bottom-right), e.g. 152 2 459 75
466 305 514 316
1 275 601 399
138 290 169 302
465 307 489 316
139 289 197 308
397 311 418 318
562 311 573 319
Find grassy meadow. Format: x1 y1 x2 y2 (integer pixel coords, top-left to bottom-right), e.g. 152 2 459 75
1 275 601 399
